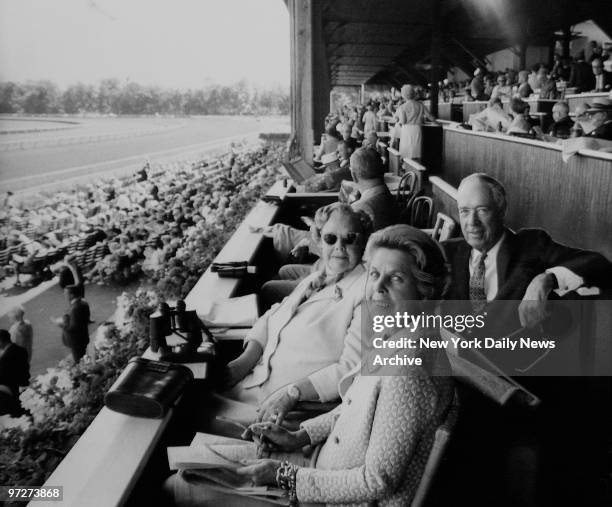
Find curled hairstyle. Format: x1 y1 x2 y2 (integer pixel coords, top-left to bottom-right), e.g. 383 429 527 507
365 224 451 300
312 202 373 246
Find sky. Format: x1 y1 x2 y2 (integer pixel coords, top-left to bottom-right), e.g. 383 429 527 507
0 0 290 89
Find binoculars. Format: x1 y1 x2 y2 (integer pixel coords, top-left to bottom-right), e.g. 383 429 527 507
149 300 214 363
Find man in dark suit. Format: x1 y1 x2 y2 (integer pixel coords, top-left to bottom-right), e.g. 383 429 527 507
0 329 30 415
583 97 612 141
347 147 401 231
438 173 612 507
55 285 91 363
443 173 612 341
546 101 574 139
569 51 595 92
591 58 612 92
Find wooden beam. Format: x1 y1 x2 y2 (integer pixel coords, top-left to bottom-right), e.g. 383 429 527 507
324 0 431 26
329 55 393 65
327 23 430 45
329 43 406 57
332 64 387 70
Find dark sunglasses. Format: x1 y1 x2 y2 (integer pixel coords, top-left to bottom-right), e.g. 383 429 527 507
322 232 360 246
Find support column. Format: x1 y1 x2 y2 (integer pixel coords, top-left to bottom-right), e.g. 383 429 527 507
562 26 571 59
519 43 527 70
429 0 441 117
288 0 330 164
548 36 556 67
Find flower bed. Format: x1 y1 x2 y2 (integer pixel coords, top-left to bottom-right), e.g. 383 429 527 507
0 140 285 488
0 290 156 488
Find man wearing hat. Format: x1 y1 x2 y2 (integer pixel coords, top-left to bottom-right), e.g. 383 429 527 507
583 98 612 141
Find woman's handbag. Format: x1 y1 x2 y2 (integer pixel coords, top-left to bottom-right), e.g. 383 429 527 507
105 357 194 418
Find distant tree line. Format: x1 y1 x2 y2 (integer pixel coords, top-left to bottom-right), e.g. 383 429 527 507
0 79 289 115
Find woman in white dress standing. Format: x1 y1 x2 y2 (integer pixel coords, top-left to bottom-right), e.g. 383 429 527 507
396 84 436 160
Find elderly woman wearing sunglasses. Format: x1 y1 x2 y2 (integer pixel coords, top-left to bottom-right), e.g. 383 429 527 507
210 203 373 432
168 225 454 506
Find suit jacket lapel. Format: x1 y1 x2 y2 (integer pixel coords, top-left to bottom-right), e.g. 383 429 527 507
267 281 308 341
454 242 471 300
495 229 516 299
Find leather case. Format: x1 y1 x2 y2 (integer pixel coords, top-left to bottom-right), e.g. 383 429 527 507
104 357 194 418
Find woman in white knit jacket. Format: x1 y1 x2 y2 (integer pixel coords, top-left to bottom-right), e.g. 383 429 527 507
168 225 454 506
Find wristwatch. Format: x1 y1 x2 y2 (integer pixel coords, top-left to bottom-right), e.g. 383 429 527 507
287 384 301 401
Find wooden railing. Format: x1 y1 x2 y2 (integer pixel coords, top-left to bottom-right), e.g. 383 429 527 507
439 125 612 259
565 92 609 111
36 180 292 507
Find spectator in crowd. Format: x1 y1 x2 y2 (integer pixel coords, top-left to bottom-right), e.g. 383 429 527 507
588 40 603 63
302 139 353 193
361 103 377 135
339 122 353 144
0 329 29 416
376 101 389 120
210 204 373 431
468 97 511 132
569 51 595 92
12 236 53 286
527 64 541 91
115 192 131 211
491 73 512 101
347 147 400 231
547 101 574 139
515 70 533 98
603 46 612 73
507 98 534 136
57 254 84 294
470 68 486 100
591 58 612 92
538 69 559 100
137 162 149 182
2 191 15 209
8 306 33 363
313 125 341 164
483 74 494 99
582 97 612 141
396 84 436 160
166 225 453 507
362 131 379 150
551 53 571 81
53 284 91 363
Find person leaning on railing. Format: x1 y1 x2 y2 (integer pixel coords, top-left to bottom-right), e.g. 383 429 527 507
165 225 454 506
207 204 374 435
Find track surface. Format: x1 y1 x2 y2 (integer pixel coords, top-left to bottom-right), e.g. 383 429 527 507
0 116 287 191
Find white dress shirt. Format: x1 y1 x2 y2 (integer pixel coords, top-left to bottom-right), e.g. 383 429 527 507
469 233 584 300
